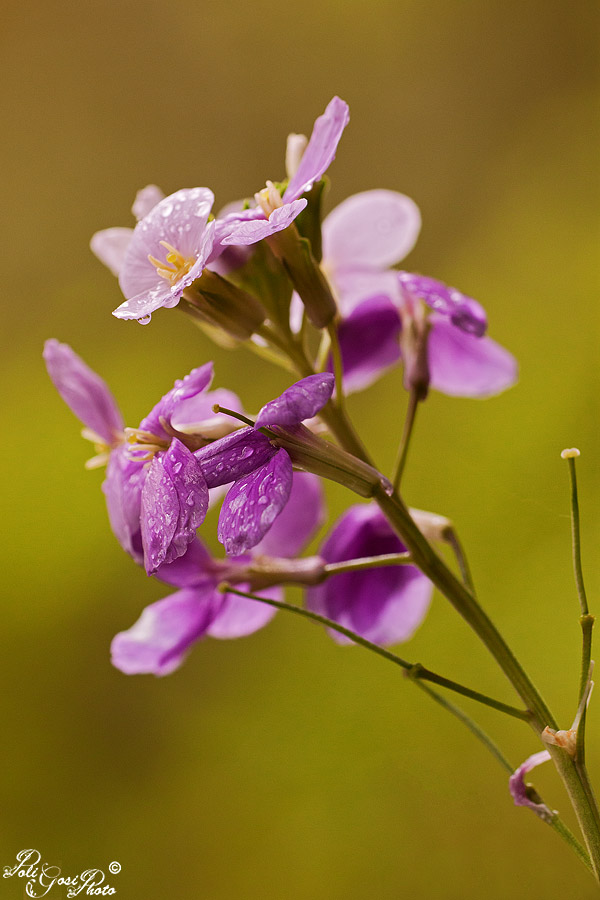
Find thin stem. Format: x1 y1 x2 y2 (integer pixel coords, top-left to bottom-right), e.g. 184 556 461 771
244 337 297 374
323 552 412 576
564 453 589 616
327 320 345 411
212 405 256 428
220 585 530 720
315 330 331 372
392 388 420 492
409 676 513 772
445 526 476 594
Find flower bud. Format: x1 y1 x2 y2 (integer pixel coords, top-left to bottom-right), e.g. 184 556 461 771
183 269 266 340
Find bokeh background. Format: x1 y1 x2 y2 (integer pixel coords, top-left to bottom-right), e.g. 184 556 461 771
2 1 599 897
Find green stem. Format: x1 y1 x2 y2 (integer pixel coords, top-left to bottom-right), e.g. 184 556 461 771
392 388 420 492
324 552 412 576
565 454 589 616
327 320 345 411
444 526 476 595
220 585 530 721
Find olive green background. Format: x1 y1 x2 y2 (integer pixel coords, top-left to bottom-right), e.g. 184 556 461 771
2 1 599 897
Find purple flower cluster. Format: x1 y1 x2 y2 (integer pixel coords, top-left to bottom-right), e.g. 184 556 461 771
46 94 520 678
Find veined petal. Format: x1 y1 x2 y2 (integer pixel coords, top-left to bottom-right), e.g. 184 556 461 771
102 446 146 563
44 339 124 444
111 586 221 676
307 504 432 646
195 427 277 488
253 472 325 558
323 190 421 271
220 199 307 247
398 273 487 337
509 751 553 822
90 227 133 277
218 450 293 555
141 439 209 575
255 374 335 427
207 585 280 638
119 187 215 299
138 362 214 440
331 296 401 393
131 184 165 221
427 316 518 398
284 96 350 202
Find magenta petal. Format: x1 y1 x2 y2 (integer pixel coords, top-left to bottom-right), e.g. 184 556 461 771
220 199 307 247
253 472 325 558
141 439 209 574
284 96 350 202
171 388 244 437
398 273 487 337
255 374 335 427
427 316 518 398
331 296 401 393
194 427 277 488
218 450 293 555
90 227 133 277
138 362 214 440
207 585 280 638
119 187 215 299
323 190 421 271
44 340 124 444
154 538 215 589
509 751 553 822
307 504 432 646
111 586 220 676
102 446 146 563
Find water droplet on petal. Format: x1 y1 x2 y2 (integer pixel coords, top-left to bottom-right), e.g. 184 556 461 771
138 314 152 325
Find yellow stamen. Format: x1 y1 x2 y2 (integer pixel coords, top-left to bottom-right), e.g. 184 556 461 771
147 241 196 286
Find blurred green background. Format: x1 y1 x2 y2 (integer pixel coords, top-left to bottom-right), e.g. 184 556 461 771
2 0 599 897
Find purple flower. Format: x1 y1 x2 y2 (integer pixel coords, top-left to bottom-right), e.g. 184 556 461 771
508 750 553 822
306 504 432 646
92 186 217 323
111 472 325 675
44 341 244 573
194 374 335 556
332 274 517 398
217 97 349 251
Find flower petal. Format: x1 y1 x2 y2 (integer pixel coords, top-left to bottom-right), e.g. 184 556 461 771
90 227 133 277
509 751 553 822
195 426 278 488
284 96 350 202
307 504 432 646
43 339 124 444
207 585 280 638
111 586 220 676
138 362 214 441
398 273 487 337
331 296 401 393
218 450 293 555
118 187 215 299
154 538 215 589
102 446 146 563
253 472 325 558
141 439 209 575
131 184 165 221
220 199 307 247
323 190 421 272
255 374 335 427
170 388 245 438
427 316 518 398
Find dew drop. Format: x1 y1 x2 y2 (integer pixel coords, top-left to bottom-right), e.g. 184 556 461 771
138 314 152 325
